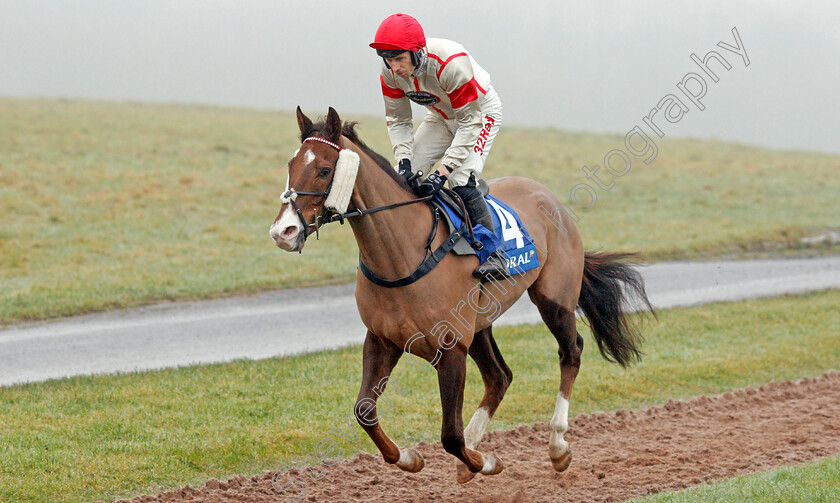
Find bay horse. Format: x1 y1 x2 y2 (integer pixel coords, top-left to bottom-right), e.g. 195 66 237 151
270 107 653 483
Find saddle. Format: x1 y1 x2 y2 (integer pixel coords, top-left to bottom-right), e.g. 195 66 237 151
431 180 491 258
434 182 541 277
359 181 538 288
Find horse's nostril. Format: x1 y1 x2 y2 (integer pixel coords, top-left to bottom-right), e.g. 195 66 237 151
281 226 298 239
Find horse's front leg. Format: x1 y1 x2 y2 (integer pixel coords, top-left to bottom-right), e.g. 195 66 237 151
436 348 504 483
456 326 512 483
355 331 424 473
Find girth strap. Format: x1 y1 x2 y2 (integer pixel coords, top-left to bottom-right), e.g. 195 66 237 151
358 218 469 288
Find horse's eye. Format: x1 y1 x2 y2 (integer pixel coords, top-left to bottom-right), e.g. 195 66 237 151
318 167 332 178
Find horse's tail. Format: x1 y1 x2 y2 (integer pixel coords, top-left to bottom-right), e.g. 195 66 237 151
577 251 655 367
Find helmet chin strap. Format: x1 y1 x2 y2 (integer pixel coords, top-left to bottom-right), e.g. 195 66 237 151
376 47 427 75
410 48 428 75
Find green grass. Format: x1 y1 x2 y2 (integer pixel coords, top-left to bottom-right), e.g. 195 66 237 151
631 455 840 502
1 290 838 503
2 98 840 324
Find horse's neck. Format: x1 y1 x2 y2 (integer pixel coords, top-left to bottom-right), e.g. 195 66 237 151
347 149 434 279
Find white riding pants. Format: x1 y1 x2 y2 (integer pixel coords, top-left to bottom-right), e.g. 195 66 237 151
412 86 502 188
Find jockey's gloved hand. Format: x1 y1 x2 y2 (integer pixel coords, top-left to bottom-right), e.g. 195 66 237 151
397 158 421 192
397 159 413 182
417 171 447 197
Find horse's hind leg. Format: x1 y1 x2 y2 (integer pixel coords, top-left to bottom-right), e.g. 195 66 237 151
436 347 504 483
355 331 424 473
457 326 512 483
533 295 584 472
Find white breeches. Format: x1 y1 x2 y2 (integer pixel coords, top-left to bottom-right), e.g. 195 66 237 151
412 86 503 188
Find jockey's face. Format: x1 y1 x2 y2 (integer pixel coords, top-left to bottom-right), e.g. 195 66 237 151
385 52 414 79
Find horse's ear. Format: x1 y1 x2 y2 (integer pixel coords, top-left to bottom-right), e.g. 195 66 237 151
296 106 313 136
325 107 342 143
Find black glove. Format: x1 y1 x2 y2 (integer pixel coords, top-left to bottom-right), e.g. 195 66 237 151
397 158 423 194
397 159 412 181
417 171 447 197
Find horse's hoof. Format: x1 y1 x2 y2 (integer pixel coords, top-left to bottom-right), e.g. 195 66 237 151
479 453 504 476
456 462 477 484
395 448 424 473
551 446 572 472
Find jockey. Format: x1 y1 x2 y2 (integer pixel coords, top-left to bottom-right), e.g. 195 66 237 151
370 13 509 280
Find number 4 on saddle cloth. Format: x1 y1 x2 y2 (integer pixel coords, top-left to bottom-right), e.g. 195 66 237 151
432 193 541 276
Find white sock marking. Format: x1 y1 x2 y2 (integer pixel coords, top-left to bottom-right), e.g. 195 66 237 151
549 394 570 459
464 407 491 450
395 448 414 470
480 454 496 474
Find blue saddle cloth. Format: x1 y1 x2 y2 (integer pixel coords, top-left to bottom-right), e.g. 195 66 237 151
434 194 541 275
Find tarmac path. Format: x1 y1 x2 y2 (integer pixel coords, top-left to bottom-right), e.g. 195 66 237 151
2 256 840 387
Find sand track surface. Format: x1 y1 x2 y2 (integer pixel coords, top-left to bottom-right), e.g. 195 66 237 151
111 371 840 503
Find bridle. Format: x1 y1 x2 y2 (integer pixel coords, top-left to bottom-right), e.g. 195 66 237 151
281 135 432 241
279 137 339 241
281 134 471 288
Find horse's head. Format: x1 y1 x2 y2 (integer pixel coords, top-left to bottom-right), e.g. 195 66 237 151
270 106 358 252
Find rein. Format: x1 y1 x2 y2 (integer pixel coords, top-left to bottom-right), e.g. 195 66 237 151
285 135 466 288
282 136 432 238
321 196 432 224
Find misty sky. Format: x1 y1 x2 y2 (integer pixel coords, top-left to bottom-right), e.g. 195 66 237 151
1 0 838 154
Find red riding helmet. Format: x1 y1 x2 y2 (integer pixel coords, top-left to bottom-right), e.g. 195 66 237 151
370 13 426 53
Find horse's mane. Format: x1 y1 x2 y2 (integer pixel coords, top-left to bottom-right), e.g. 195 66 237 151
301 120 412 192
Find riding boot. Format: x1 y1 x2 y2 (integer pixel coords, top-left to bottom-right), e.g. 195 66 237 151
462 194 511 281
